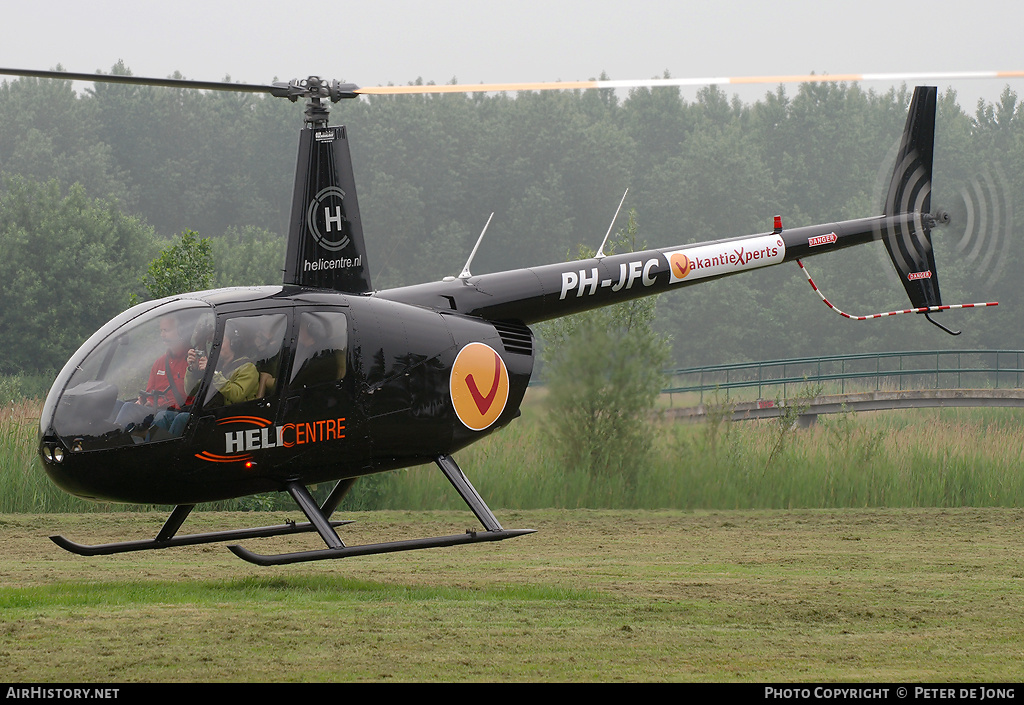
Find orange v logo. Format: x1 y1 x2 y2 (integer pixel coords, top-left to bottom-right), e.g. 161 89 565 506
450 343 510 431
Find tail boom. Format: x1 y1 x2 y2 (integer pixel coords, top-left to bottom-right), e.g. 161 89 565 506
377 214 897 324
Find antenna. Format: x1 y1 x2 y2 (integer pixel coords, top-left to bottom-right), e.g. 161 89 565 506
458 213 494 279
596 189 629 259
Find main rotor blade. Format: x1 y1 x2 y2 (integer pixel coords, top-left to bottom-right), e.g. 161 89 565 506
0 66 282 95
356 70 1024 95
4 66 1022 101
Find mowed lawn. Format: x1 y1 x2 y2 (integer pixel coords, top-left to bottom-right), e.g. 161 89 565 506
1 507 1023 682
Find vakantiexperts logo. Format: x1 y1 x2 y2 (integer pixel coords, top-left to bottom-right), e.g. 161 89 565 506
665 234 785 284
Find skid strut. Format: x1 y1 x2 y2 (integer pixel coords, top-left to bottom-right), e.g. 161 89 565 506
229 455 534 566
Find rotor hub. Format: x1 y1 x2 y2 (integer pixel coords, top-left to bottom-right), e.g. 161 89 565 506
270 76 359 126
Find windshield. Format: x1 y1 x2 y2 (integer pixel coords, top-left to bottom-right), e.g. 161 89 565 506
43 300 215 449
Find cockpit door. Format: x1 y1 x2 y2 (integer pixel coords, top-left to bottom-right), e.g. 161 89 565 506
276 307 369 478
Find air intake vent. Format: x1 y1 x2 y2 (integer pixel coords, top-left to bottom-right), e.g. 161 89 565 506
493 321 533 356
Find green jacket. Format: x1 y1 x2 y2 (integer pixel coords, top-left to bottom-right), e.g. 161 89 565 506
186 356 259 407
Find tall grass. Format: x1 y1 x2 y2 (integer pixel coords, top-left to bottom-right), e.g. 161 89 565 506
372 401 1024 511
1 398 160 512
2 399 96 512
385 399 1024 510
4 392 1024 513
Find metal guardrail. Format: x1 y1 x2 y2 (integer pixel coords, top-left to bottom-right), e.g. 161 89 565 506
664 350 1024 404
666 388 1024 424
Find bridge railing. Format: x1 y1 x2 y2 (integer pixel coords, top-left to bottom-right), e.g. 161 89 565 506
664 350 1024 404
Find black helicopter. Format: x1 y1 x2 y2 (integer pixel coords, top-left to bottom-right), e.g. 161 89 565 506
0 67 997 565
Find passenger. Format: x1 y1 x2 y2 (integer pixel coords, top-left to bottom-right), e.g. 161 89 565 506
150 323 259 438
290 315 346 388
193 324 259 407
252 320 282 398
114 314 190 430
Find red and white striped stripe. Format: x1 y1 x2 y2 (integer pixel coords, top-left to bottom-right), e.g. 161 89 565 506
796 260 997 320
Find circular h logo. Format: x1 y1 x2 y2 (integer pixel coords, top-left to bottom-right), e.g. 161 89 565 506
307 186 351 252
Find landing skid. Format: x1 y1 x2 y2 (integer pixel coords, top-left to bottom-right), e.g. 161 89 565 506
50 455 534 564
50 503 353 557
229 528 534 566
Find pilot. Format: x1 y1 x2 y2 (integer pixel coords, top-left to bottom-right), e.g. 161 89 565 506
150 323 259 438
114 313 190 430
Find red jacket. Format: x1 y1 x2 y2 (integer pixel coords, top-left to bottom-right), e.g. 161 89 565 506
145 351 189 409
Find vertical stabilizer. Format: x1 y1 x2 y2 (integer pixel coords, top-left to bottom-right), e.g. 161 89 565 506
881 86 941 309
283 125 372 293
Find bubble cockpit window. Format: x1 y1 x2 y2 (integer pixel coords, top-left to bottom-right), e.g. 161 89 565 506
46 300 215 448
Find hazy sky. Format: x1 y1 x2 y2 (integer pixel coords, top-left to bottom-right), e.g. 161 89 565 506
1 0 1022 110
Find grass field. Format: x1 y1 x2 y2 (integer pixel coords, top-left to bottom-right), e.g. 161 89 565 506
4 389 1024 682
2 507 1024 682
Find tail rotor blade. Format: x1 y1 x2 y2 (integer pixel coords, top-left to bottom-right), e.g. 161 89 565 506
955 163 1013 289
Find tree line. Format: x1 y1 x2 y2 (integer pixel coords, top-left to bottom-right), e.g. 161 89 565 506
2 62 1023 377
